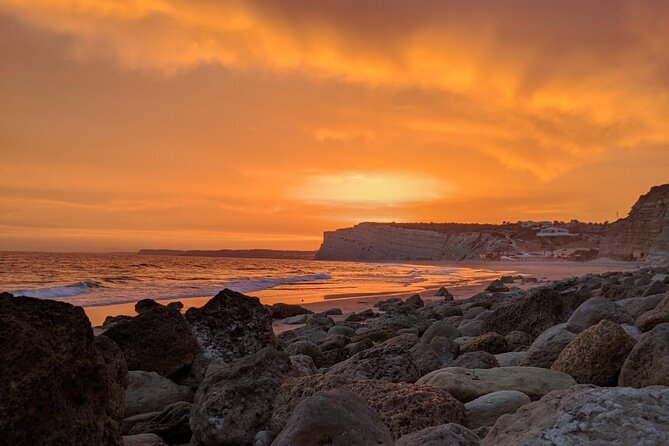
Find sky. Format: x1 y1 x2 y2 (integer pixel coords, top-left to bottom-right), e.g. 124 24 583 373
1 0 669 251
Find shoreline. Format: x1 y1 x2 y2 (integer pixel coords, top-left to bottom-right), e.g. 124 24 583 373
84 258 639 329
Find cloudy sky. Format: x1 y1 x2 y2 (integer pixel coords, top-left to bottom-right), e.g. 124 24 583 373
1 0 668 251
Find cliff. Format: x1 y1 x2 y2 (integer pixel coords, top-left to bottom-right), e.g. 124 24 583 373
316 184 669 264
599 184 669 264
315 223 516 261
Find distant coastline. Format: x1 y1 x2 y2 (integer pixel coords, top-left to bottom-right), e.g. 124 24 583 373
138 248 316 260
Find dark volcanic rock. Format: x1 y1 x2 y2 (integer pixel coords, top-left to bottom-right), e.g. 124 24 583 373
95 335 129 425
272 389 394 446
185 289 278 362
190 347 295 446
104 306 201 378
128 402 191 445
482 288 589 337
0 293 123 445
486 280 510 292
552 319 635 386
619 322 669 387
270 302 313 319
135 298 162 314
396 423 481 446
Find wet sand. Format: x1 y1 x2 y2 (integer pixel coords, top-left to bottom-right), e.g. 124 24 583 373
85 258 638 328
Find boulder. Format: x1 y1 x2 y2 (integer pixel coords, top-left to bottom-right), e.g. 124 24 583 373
504 331 534 351
619 322 669 387
123 434 167 446
485 280 509 292
405 294 425 308
290 354 318 375
552 319 635 386
104 306 201 378
328 325 356 336
395 423 481 446
125 371 193 417
272 389 394 446
95 335 129 424
270 303 313 319
166 301 184 311
123 412 160 436
565 296 634 333
284 340 322 367
0 294 124 445
283 314 310 324
465 390 530 429
436 287 455 301
519 323 575 368
481 386 669 445
636 293 669 332
460 332 509 355
447 351 499 369
494 352 525 367
482 288 588 337
644 280 668 296
421 320 460 342
459 319 484 337
417 366 576 402
272 374 465 439
325 334 421 383
135 299 162 314
190 347 295 446
617 294 665 319
128 402 191 445
185 289 278 362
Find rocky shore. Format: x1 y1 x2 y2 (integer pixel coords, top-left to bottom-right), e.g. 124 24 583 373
2 266 669 445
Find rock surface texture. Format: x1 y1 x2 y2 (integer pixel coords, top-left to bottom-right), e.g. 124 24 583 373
185 289 278 362
0 294 125 445
619 322 669 387
481 386 669 446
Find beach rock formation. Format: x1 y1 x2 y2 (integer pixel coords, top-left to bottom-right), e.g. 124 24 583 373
128 402 191 445
565 296 634 333
0 294 124 445
125 371 193 417
104 306 201 378
481 386 669 445
417 366 576 402
482 288 588 336
96 335 130 425
190 347 295 446
395 423 481 446
272 389 394 446
552 319 635 386
185 289 278 362
619 322 669 387
519 323 575 368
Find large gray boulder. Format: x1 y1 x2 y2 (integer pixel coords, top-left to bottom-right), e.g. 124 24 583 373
519 323 575 368
0 294 124 445
619 323 669 387
417 366 576 403
636 293 669 332
272 389 394 446
104 306 201 378
190 347 295 446
565 296 634 333
617 294 666 319
465 390 530 429
552 319 635 386
185 289 278 362
395 423 480 446
422 320 460 342
125 371 193 417
481 386 669 445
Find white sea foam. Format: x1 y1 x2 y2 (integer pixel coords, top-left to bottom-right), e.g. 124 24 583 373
12 280 103 299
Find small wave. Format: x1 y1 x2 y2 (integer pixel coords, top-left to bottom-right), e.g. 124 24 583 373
226 273 332 294
12 280 103 299
102 276 140 284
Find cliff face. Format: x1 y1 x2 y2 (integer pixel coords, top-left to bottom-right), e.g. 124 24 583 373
315 223 516 261
316 184 669 264
599 184 669 264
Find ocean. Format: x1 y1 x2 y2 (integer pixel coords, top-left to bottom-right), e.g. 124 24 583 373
0 252 509 308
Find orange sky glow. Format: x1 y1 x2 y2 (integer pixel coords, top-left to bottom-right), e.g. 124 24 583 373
1 0 669 251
